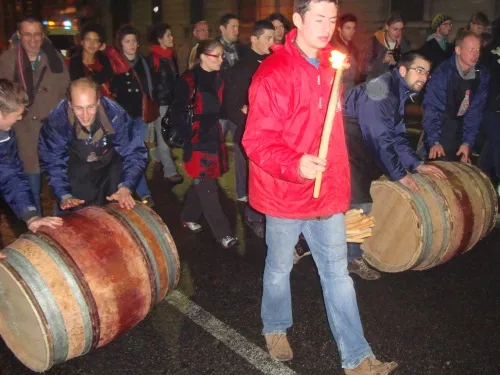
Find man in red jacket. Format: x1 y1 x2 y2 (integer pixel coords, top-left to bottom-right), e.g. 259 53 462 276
243 1 398 374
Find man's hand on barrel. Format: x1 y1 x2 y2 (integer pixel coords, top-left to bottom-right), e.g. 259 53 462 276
399 173 420 193
26 216 63 233
60 197 85 210
428 144 446 159
107 187 136 210
299 154 327 179
416 164 447 179
456 144 471 163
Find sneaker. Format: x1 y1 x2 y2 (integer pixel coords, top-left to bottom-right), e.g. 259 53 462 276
166 174 184 185
264 333 293 362
245 219 265 238
141 195 155 208
348 258 381 280
182 221 202 233
220 235 237 249
345 357 398 375
237 196 248 202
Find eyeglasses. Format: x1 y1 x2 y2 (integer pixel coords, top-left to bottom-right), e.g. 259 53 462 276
205 53 224 59
408 67 431 77
20 32 43 40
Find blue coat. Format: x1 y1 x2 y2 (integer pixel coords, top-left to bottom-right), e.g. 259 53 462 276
343 69 422 203
0 131 38 221
38 97 148 200
422 54 489 149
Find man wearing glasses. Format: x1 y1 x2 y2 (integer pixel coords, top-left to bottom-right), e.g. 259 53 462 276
419 14 454 71
38 78 147 212
0 16 70 216
343 52 445 280
422 31 489 163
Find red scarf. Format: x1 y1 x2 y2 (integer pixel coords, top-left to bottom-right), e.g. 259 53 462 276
103 45 130 75
150 45 174 72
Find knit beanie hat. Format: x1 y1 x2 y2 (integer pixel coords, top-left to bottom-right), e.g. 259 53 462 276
431 14 452 31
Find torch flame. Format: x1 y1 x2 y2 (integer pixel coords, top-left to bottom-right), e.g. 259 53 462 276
330 50 347 69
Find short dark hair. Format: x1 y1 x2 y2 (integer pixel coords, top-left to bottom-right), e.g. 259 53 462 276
81 22 106 44
469 11 490 27
267 13 291 31
294 0 338 18
251 20 275 38
456 30 481 47
397 51 431 69
220 13 239 27
195 38 223 63
149 22 171 44
386 12 405 26
17 16 43 31
338 13 357 28
0 79 28 114
115 24 139 51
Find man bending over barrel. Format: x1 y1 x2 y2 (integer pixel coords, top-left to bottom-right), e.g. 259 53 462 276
38 78 148 212
343 52 446 279
0 79 62 257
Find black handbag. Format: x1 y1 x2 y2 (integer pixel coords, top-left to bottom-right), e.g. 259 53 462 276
161 76 198 148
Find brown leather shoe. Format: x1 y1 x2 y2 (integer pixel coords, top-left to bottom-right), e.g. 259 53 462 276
344 357 398 375
166 174 184 185
264 333 293 361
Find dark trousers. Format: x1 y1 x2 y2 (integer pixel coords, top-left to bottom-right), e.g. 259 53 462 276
181 178 231 241
478 111 500 185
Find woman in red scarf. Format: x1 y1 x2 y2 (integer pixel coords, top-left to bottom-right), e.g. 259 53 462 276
147 23 183 184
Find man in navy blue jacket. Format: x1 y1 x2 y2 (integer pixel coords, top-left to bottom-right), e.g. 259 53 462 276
38 78 148 212
343 52 445 280
422 31 489 162
0 79 62 258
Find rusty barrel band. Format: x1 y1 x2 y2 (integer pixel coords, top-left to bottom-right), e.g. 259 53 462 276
22 233 93 356
102 206 160 305
32 232 101 350
134 204 177 295
3 248 69 365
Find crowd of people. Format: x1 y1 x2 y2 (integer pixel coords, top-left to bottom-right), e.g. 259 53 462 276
0 0 499 373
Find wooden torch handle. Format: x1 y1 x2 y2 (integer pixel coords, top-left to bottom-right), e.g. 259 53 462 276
313 66 345 198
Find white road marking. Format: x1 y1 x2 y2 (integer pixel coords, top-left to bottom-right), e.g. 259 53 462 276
166 290 297 375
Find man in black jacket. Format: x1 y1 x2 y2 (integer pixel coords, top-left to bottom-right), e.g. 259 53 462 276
223 20 275 237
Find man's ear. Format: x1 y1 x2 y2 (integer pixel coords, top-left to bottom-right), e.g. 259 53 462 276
292 12 303 31
398 65 407 77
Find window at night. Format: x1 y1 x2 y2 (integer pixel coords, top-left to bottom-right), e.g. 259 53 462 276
390 0 425 22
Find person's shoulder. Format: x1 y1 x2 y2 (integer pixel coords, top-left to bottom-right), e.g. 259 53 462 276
365 74 398 104
0 46 16 62
252 48 292 82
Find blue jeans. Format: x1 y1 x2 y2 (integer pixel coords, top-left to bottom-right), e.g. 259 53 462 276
347 203 372 263
134 117 152 199
26 173 41 216
154 106 178 178
220 119 247 200
263 214 373 369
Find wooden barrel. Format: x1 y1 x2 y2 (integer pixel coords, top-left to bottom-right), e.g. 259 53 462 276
361 162 496 272
0 203 180 372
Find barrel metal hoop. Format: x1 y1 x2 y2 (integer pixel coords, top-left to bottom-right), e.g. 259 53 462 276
29 232 101 351
102 206 159 307
133 204 178 298
21 233 94 356
3 248 69 364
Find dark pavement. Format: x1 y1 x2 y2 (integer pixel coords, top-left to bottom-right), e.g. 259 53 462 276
0 131 499 375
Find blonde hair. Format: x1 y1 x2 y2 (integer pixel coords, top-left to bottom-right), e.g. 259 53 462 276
0 79 28 114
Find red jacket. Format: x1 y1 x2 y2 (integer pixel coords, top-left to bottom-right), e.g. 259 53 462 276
242 29 351 219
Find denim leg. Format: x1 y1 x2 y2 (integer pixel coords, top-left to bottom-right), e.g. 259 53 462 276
347 203 373 263
262 215 304 334
132 117 152 199
136 175 152 199
25 173 41 216
154 106 178 178
302 215 373 369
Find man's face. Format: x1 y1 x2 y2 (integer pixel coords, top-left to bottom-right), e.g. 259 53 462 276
252 29 275 55
386 22 404 42
193 22 209 41
18 21 44 56
81 31 102 56
470 22 486 36
400 58 431 93
456 36 481 70
339 21 356 42
437 20 452 37
293 1 338 52
0 106 24 131
220 19 239 43
272 20 285 42
70 88 99 128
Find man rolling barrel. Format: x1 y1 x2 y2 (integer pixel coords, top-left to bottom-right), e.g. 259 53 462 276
0 79 62 257
38 78 148 212
343 52 446 280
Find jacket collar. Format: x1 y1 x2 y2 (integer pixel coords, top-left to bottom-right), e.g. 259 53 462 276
391 68 415 102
